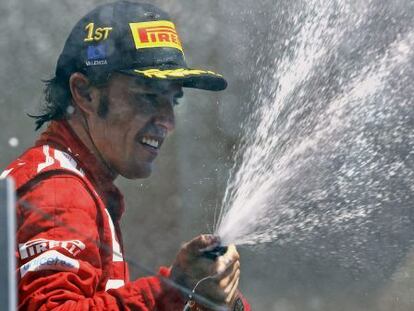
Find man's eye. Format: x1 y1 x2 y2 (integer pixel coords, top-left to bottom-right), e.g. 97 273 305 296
137 93 181 106
141 94 157 102
173 98 181 106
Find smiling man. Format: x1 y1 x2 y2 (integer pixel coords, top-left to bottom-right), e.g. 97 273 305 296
2 1 250 311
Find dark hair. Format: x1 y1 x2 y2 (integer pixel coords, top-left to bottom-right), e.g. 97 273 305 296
31 73 112 130
28 77 70 130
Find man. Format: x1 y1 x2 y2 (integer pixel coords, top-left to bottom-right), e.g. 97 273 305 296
2 1 250 310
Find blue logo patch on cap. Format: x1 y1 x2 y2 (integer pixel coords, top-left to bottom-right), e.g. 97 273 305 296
86 44 108 66
87 44 107 60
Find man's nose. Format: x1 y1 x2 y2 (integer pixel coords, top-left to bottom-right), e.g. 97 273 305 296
154 99 175 133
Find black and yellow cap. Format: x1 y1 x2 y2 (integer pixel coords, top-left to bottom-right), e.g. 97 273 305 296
55 1 227 91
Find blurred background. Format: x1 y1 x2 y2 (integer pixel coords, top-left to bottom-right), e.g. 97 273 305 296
1 0 413 310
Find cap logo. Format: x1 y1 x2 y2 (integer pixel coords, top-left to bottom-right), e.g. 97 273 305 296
84 23 113 42
129 20 184 53
86 44 108 66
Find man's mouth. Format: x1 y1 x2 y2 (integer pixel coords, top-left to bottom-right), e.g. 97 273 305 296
140 136 161 149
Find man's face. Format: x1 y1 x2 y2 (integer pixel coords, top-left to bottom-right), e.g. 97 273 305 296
88 73 182 179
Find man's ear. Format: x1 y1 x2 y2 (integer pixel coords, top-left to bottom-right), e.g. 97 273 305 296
69 72 99 115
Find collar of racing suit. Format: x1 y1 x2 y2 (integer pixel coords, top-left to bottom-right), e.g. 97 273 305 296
35 119 125 221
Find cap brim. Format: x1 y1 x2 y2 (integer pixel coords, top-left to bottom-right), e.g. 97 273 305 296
119 68 227 91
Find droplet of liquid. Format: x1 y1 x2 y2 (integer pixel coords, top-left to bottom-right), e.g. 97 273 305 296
66 105 75 115
8 137 19 147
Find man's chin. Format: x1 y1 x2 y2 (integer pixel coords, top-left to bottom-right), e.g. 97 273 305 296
119 163 153 179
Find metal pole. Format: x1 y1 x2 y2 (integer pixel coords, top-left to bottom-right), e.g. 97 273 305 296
0 177 17 311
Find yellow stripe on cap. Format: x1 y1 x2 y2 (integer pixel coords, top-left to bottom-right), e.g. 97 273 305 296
129 20 184 53
133 68 223 79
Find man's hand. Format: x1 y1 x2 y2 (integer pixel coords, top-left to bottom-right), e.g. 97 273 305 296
170 234 241 309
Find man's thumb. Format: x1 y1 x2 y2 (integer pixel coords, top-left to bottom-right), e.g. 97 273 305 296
186 234 220 256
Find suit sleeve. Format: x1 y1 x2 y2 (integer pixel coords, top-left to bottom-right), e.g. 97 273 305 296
237 293 252 311
17 174 185 311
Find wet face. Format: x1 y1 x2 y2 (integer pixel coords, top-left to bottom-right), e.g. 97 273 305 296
88 73 182 179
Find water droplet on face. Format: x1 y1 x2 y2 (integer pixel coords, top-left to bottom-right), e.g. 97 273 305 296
66 105 75 115
8 137 19 147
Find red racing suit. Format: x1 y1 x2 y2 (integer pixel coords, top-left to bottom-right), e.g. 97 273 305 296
2 120 250 310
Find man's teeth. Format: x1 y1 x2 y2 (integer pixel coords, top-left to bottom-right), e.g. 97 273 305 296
141 137 159 148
